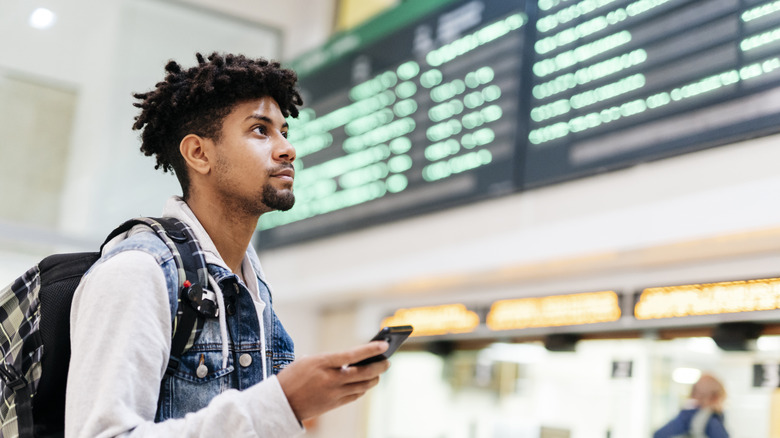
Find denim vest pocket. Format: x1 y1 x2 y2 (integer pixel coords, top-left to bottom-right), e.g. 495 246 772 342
156 320 235 420
170 348 234 383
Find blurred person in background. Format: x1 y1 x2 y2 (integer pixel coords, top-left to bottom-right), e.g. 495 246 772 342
65 52 390 437
653 373 729 438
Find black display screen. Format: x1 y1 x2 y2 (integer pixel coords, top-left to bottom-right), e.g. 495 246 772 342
524 0 780 186
257 0 780 248
258 0 531 247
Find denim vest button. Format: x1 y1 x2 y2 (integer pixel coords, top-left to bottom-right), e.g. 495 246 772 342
196 363 208 378
239 353 253 367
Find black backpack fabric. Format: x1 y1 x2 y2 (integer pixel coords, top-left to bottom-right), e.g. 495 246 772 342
0 217 214 437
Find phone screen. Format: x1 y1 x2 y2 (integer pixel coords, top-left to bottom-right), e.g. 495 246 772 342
350 325 413 366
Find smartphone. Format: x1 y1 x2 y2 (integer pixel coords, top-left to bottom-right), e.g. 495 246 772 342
350 325 414 366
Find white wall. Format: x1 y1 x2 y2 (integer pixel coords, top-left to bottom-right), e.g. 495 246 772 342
0 0 299 283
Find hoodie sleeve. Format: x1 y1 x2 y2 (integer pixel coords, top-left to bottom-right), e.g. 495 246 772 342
66 249 303 438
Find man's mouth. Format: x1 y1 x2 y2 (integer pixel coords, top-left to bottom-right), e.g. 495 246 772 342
271 167 295 181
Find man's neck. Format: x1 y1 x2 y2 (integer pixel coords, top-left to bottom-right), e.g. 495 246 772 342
185 195 257 275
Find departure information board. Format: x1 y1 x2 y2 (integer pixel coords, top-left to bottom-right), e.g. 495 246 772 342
258 0 531 247
257 0 780 247
525 0 780 186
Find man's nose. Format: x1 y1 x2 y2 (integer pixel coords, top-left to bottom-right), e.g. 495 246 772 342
274 136 296 162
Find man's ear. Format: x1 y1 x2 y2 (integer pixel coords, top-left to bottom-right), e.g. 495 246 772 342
180 134 211 175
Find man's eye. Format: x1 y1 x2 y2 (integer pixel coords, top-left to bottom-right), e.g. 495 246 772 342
282 131 289 139
254 125 267 135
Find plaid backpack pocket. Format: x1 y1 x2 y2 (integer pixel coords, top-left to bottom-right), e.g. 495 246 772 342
0 265 44 438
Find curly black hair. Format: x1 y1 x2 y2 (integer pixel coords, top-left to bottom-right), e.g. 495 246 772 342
132 52 303 198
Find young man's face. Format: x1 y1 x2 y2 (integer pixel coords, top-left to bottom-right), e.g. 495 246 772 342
211 96 296 216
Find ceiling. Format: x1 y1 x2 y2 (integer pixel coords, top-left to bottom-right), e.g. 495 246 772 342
173 0 338 59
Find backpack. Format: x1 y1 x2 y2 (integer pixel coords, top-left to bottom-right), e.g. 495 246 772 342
0 217 217 438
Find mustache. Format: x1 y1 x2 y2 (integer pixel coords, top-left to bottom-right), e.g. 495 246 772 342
269 163 294 175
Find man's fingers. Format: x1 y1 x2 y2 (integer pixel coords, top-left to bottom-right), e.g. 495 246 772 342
335 377 381 403
346 375 381 393
327 340 389 367
339 357 390 382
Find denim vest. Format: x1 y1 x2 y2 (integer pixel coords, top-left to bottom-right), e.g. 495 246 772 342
103 230 295 422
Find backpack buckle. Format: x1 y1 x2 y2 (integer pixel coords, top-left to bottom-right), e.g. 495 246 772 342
182 281 219 318
7 376 27 391
0 366 27 391
165 356 181 376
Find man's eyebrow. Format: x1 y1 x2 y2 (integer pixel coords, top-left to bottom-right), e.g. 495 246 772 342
245 114 289 129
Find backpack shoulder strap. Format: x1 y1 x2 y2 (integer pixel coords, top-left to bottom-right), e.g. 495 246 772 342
102 217 214 375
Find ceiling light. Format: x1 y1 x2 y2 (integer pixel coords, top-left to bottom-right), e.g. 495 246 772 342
757 335 780 352
672 367 701 384
478 342 547 363
29 8 56 29
685 337 718 354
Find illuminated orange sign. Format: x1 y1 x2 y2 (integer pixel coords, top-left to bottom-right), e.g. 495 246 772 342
634 277 780 320
486 291 621 331
381 304 480 337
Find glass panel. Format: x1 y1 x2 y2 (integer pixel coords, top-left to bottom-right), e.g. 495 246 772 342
368 335 780 437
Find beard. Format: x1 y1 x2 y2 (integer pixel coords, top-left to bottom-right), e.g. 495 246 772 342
213 151 296 215
261 183 295 211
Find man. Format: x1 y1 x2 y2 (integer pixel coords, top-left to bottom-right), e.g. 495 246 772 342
65 52 390 436
654 373 729 438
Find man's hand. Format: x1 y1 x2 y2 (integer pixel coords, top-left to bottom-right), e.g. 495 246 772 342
277 341 391 422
